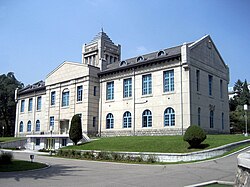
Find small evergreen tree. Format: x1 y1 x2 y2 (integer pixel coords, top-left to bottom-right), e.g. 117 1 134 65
69 115 83 145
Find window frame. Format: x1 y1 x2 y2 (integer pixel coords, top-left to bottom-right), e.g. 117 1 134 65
50 116 54 129
77 85 83 102
19 121 23 132
208 75 213 96
28 98 33 112
142 74 152 95
142 110 152 127
222 112 224 130
51 91 56 106
106 113 114 129
37 96 42 110
123 111 132 128
106 81 114 100
62 90 69 107
123 78 132 98
196 70 200 92
210 110 214 128
94 86 97 96
21 100 25 112
35 138 40 146
220 79 223 99
27 121 32 132
163 70 174 93
198 107 201 126
164 107 175 126
35 120 40 132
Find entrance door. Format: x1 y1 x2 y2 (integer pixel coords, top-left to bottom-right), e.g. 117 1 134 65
46 138 55 150
60 120 69 134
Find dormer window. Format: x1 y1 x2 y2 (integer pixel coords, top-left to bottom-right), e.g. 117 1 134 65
157 50 165 57
120 60 127 67
136 56 144 62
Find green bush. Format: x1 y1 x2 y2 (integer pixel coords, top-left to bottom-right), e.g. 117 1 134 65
0 152 13 164
183 125 207 148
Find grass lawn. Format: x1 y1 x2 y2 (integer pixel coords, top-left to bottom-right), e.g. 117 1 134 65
63 135 250 153
0 137 26 143
0 160 47 172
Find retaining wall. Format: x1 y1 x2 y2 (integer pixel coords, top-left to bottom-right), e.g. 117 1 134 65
0 139 27 149
77 139 250 162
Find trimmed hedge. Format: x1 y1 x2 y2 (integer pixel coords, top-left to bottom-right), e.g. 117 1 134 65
183 125 207 148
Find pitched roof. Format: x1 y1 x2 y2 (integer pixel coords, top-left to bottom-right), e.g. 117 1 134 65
90 30 114 44
99 44 183 75
18 80 45 95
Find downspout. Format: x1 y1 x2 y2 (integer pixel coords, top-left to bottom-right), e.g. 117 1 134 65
133 68 136 136
180 62 184 135
14 88 19 137
99 78 102 137
33 91 36 134
58 84 61 134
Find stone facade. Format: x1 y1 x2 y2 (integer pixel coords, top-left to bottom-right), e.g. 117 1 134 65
14 31 230 150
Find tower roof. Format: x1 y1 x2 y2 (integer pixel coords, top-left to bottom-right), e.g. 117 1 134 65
90 29 114 44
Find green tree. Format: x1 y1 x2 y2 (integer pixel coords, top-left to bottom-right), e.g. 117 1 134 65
240 80 250 105
0 72 23 136
69 115 83 145
230 79 250 133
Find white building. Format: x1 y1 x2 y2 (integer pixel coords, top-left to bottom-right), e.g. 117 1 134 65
15 31 230 150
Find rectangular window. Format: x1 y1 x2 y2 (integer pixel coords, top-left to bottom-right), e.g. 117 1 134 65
123 78 132 98
142 74 152 95
106 81 114 100
51 91 55 106
210 111 214 128
77 86 83 102
222 113 224 130
93 55 96 64
50 116 54 129
163 70 174 92
35 138 40 146
208 75 213 96
28 98 33 112
94 86 97 96
37 96 42 110
62 138 67 146
21 100 25 112
62 91 69 107
220 80 223 99
93 117 96 127
196 70 200 92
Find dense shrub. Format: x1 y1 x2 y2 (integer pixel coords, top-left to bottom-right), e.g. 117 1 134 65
56 149 158 164
0 151 13 164
183 125 207 148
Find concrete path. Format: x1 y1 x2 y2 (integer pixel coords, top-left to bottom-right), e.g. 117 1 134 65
0 148 249 187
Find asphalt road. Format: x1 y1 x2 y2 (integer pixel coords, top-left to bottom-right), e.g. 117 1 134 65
0 148 248 187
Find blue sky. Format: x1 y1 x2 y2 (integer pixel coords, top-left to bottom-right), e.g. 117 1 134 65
0 0 250 87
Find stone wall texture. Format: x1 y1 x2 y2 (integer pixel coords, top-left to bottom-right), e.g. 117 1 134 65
235 166 250 187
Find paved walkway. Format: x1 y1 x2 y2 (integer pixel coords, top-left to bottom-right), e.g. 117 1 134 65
0 148 249 187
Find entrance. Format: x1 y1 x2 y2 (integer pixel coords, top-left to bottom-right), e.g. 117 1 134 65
60 120 69 134
46 138 55 150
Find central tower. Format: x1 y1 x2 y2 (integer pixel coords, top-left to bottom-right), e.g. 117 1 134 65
82 29 121 70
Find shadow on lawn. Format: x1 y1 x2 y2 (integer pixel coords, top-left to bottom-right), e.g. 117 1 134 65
0 164 90 182
188 143 210 149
